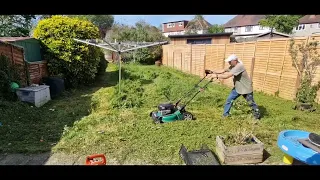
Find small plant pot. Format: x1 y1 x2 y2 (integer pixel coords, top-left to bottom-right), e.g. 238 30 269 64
155 60 162 66
295 103 315 112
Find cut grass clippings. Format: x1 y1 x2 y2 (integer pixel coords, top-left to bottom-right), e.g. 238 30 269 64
1 62 320 165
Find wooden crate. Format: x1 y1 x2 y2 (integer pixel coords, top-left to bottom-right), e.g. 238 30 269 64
215 135 264 165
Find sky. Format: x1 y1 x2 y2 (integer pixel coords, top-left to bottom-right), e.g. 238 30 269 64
113 15 236 27
32 15 236 28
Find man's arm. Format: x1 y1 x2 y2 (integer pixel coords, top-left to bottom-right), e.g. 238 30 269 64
218 63 245 79
217 72 233 79
212 67 230 74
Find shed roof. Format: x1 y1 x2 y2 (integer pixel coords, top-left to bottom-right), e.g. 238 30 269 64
168 32 233 38
0 37 35 42
256 31 291 37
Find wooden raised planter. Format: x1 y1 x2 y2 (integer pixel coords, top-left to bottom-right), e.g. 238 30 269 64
215 135 264 165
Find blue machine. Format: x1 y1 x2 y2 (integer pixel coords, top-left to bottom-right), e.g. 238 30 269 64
277 130 320 165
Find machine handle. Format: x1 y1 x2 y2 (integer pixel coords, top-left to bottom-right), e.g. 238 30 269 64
85 154 107 165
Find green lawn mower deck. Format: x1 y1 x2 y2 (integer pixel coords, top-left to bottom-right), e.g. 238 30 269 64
150 70 216 124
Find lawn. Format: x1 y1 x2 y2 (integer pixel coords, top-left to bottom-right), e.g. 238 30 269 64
1 62 319 165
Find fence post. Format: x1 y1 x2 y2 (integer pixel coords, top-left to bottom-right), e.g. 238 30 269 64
262 40 272 92
172 49 175 68
167 48 169 66
180 52 183 71
251 42 257 79
250 57 255 79
190 44 192 75
204 44 206 77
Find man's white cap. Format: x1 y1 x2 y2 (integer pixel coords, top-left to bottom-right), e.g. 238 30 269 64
225 54 238 62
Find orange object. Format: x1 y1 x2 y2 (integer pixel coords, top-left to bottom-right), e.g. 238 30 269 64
85 154 107 165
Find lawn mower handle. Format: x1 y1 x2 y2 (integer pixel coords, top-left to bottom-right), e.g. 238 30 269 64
181 77 215 109
174 71 217 107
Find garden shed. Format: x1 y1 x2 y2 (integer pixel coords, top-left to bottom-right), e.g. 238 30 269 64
0 37 42 62
0 37 48 85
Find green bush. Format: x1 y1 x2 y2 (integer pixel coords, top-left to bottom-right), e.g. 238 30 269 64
0 54 22 100
96 51 108 76
33 15 103 87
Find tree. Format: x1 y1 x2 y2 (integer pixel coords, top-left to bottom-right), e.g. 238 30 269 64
0 15 36 37
67 15 114 39
208 24 224 33
33 15 104 87
110 20 168 64
289 38 320 109
259 15 304 35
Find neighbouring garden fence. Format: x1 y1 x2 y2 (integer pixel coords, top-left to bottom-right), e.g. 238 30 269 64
0 41 48 86
162 35 320 103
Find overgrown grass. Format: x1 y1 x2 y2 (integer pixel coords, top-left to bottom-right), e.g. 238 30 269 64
1 63 320 165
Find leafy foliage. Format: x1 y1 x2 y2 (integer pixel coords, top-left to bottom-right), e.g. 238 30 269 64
289 38 320 104
208 24 225 34
68 15 114 39
33 15 103 87
110 21 168 64
0 54 23 100
259 15 304 34
0 15 36 36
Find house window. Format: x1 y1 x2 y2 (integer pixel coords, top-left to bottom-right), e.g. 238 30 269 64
295 24 305 31
234 27 238 32
179 22 183 26
167 23 175 28
245 26 253 32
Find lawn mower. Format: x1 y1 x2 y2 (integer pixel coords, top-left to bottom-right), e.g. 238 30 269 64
149 70 216 124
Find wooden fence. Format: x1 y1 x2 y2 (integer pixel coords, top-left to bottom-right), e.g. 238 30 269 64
0 41 48 86
162 35 320 102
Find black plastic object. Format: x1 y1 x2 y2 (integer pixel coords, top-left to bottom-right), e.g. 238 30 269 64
179 144 220 165
298 138 320 153
42 77 65 99
205 69 214 75
309 133 320 147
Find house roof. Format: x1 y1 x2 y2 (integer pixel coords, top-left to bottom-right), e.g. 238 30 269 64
0 37 34 42
185 18 212 30
256 31 291 37
299 15 320 24
168 32 233 38
163 20 189 24
223 15 266 28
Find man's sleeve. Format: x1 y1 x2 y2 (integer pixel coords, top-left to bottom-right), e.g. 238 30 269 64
229 64 245 76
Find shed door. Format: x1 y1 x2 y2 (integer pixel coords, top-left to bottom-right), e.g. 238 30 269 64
187 38 212 44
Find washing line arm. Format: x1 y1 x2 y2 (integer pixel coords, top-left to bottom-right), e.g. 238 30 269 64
121 41 168 53
73 38 118 52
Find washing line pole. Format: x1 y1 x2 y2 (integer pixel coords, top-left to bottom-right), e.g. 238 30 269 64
118 42 122 95
73 38 168 95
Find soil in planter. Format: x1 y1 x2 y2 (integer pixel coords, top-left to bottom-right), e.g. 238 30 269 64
222 133 257 147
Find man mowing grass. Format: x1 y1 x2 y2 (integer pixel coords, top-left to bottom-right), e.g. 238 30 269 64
209 54 261 120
